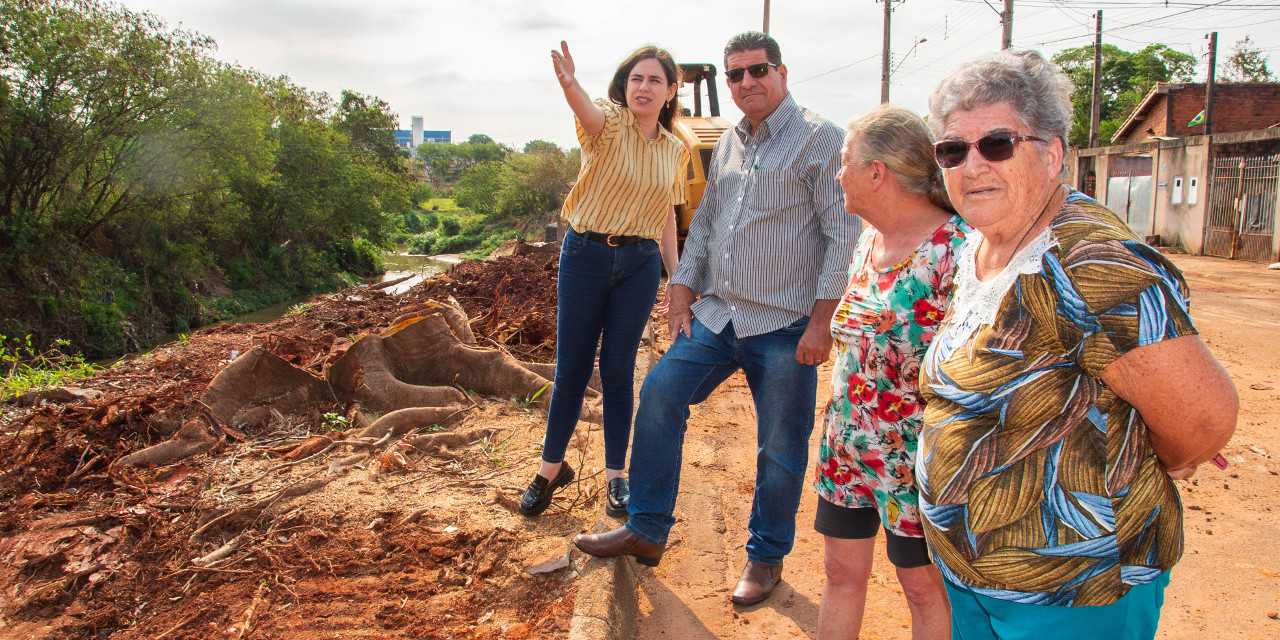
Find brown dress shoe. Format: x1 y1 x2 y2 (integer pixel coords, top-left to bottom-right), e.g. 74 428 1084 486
730 560 783 605
572 526 665 567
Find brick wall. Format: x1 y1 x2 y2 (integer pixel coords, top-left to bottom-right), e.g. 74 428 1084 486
1118 83 1280 142
1168 83 1280 137
1127 104 1170 140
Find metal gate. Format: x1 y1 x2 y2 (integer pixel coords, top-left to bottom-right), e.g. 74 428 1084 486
1205 153 1279 262
1104 156 1154 238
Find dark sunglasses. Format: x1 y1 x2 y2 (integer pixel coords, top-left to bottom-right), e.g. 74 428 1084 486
933 132 1043 169
725 62 779 83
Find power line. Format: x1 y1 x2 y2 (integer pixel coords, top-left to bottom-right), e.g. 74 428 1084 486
791 53 881 86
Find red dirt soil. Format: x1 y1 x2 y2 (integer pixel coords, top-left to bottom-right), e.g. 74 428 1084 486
0 252 598 640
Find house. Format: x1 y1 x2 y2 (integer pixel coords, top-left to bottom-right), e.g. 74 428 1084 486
1067 83 1280 263
1112 82 1280 144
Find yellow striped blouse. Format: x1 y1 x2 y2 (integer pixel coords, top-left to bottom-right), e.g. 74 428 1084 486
561 99 688 240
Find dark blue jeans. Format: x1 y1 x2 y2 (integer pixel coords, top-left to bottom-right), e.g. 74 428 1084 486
540 230 661 471
625 317 819 566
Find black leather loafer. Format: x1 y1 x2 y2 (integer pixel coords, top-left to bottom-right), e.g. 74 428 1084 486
518 463 575 517
605 477 630 518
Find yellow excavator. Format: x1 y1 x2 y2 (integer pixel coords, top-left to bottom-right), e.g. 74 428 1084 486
671 64 733 244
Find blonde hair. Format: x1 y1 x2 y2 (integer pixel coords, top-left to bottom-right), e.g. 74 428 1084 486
846 105 954 213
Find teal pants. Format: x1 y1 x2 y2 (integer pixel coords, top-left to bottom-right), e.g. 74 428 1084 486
946 572 1171 640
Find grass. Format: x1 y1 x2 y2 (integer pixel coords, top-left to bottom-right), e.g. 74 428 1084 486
425 198 468 213
0 335 102 402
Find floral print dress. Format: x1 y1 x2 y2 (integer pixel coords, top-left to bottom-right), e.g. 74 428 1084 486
814 215 969 537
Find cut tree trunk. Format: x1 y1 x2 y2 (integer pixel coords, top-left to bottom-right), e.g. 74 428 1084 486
202 347 333 428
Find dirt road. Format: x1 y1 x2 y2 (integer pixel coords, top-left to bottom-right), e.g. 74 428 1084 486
629 254 1280 640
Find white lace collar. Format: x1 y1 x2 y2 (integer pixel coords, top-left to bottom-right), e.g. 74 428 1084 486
945 224 1058 342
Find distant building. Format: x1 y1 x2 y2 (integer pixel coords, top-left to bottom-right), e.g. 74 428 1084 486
1066 81 1280 263
393 117 450 150
1112 82 1280 144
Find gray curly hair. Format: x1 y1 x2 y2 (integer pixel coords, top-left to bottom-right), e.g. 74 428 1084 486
928 50 1074 158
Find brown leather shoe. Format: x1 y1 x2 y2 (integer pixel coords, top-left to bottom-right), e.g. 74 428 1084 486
730 560 783 605
572 526 665 567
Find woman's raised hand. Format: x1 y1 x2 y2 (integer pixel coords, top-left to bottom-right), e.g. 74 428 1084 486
552 41 604 135
551 41 576 89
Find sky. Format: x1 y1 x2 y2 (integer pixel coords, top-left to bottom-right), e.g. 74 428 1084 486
112 0 1280 151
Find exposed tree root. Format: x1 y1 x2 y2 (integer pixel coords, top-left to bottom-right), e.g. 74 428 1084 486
405 427 501 459
115 417 220 468
357 405 469 440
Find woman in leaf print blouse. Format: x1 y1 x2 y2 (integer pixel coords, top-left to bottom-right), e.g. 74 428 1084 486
918 50 1237 640
813 105 967 640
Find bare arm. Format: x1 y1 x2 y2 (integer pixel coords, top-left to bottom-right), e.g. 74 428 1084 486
1100 334 1238 479
551 41 605 136
655 206 680 314
796 298 839 365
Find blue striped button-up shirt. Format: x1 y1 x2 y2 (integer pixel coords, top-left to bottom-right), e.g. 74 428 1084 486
670 94 862 338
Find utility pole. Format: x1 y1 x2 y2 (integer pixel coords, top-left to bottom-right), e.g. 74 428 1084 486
763 0 770 34
1205 31 1217 136
1001 0 1014 49
1088 10 1102 148
880 0 895 103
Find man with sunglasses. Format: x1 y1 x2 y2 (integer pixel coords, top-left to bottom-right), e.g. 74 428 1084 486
574 30 860 606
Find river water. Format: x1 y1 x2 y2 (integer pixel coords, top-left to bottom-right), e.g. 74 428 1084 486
377 251 456 295
135 250 453 358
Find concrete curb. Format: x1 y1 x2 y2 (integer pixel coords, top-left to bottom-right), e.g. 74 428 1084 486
567 318 658 639
567 551 638 640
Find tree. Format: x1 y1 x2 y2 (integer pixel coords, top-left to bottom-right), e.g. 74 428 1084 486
334 90 408 176
1223 36 1274 82
454 161 503 214
497 147 579 218
1053 43 1196 147
523 139 560 155
415 139 511 183
416 141 457 181
0 0 416 356
467 133 495 145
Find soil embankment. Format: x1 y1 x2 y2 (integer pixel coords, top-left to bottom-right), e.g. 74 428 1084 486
0 249 594 639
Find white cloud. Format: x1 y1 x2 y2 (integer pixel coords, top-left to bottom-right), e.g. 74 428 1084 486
115 0 1280 149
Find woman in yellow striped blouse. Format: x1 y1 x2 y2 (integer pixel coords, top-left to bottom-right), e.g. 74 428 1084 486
518 41 689 519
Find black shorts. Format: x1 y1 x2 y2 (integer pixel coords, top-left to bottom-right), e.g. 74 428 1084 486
814 497 933 569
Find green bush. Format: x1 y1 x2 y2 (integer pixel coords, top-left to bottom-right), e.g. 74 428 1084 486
439 217 461 237
465 231 521 259
78 301 127 357
412 182 436 205
400 212 426 235
431 233 482 255
407 232 441 255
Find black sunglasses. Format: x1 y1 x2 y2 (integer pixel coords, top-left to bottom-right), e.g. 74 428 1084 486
725 62 779 83
933 132 1043 169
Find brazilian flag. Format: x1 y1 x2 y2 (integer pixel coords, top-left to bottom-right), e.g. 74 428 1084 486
1188 110 1205 127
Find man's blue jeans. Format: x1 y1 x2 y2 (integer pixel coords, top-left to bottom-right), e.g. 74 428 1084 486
625 316 819 566
540 230 661 471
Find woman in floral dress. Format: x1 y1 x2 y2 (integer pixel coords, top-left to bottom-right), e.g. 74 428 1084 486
813 105 968 640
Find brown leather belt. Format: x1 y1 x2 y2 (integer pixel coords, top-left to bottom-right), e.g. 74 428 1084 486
573 228 643 246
